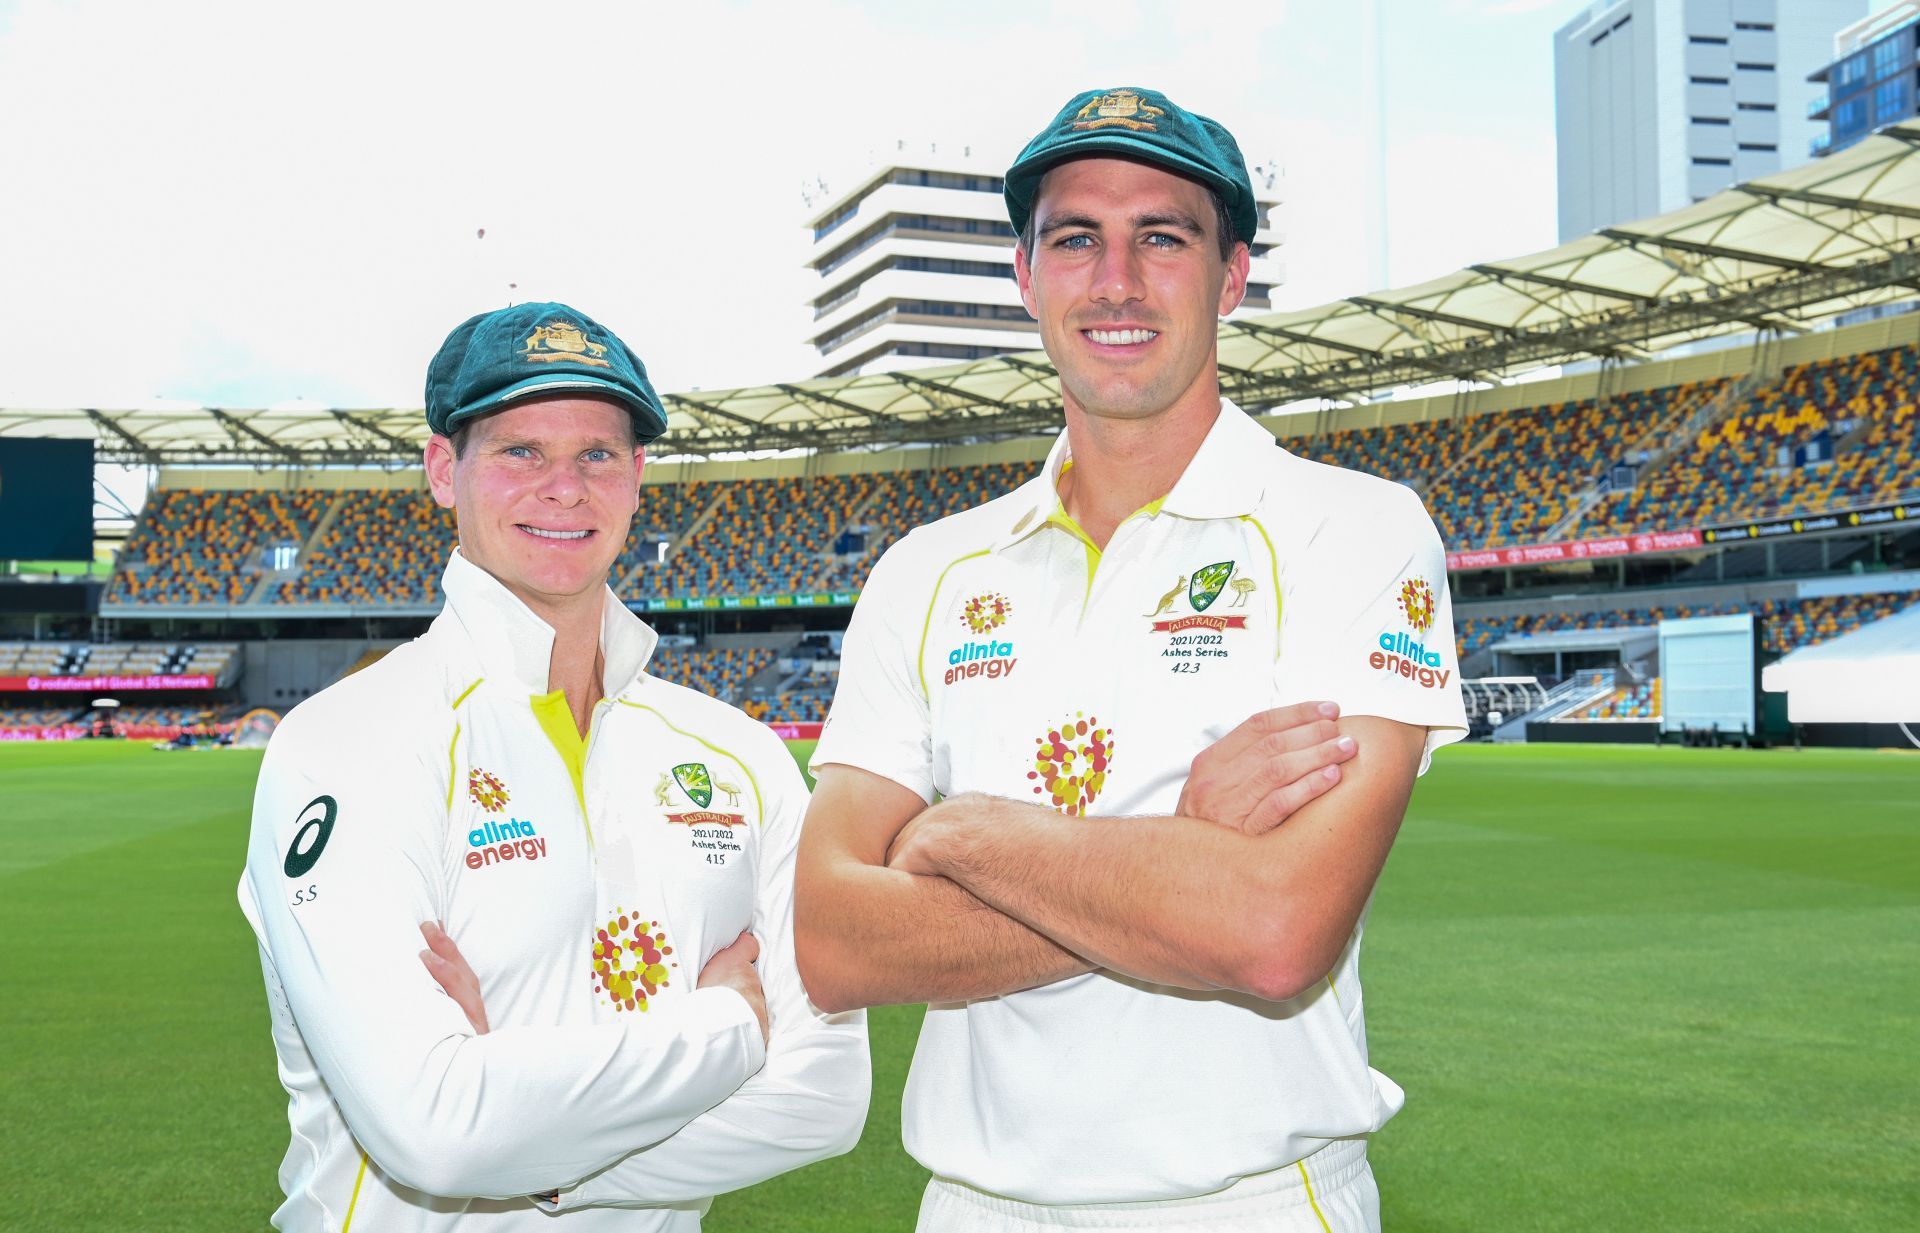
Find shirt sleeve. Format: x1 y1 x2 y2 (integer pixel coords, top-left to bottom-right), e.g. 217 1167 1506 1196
546 730 871 1210
808 535 936 801
1270 483 1469 774
237 703 766 1202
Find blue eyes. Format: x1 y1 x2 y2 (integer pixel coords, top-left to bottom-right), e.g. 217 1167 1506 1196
501 446 617 463
1055 233 1182 251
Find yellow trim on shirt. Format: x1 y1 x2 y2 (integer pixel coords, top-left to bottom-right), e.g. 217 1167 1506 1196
1043 496 1164 606
447 678 483 810
445 724 461 811
1043 506 1102 600
617 702 764 822
1239 514 1285 655
340 1150 369 1231
530 691 594 849
915 548 992 699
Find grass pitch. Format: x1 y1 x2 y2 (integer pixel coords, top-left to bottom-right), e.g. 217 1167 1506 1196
1 740 1914 1231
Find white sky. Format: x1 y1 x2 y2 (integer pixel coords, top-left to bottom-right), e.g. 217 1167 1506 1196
0 0 1898 414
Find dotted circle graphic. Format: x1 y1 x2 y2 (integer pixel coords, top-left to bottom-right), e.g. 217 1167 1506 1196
1026 713 1115 816
590 911 678 1013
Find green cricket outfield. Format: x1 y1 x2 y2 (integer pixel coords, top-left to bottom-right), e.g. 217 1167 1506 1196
0 741 1913 1231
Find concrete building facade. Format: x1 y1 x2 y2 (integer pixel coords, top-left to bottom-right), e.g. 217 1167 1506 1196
803 143 1284 379
1555 0 1865 242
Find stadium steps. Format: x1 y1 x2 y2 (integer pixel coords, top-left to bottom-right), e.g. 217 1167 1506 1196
247 491 350 603
1424 425 1503 502
1546 371 1765 542
615 485 733 596
1492 670 1616 742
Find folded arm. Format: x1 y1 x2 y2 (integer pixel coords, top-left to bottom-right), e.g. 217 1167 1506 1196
547 749 870 1208
795 763 1093 1013
240 728 763 1201
888 716 1427 1001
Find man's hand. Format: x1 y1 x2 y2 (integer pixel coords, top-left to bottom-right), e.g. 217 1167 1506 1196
419 920 489 1034
1177 701 1357 835
885 799 962 876
698 930 769 1045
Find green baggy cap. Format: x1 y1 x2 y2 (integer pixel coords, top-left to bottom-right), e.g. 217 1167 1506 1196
1005 87 1258 245
424 302 669 443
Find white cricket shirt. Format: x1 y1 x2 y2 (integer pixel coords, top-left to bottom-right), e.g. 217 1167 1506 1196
812 399 1466 1204
239 550 867 1231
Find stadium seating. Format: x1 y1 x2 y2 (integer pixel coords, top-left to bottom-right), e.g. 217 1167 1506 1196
820 462 1036 590
110 702 252 738
646 646 777 704
635 475 878 599
1571 678 1663 720
1587 347 1920 534
109 489 329 604
0 703 89 736
0 642 239 681
1458 589 1920 662
277 490 455 605
98 347 1920 623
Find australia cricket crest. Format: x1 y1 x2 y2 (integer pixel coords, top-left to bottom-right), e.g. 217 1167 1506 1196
1189 560 1234 612
1146 560 1254 633
655 762 745 827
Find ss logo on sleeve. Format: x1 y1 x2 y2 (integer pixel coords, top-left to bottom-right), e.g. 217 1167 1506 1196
283 794 338 886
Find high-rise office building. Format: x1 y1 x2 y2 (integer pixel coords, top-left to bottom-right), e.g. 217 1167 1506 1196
1555 0 1864 242
802 143 1284 379
1809 1 1920 157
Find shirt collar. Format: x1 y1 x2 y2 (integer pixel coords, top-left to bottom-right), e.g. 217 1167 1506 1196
438 549 658 697
994 398 1272 549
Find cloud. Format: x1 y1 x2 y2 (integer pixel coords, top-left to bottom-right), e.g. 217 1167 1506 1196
0 0 1560 411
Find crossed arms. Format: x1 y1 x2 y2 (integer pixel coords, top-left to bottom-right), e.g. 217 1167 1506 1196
794 702 1427 1013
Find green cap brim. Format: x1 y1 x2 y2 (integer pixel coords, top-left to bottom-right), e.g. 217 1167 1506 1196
1009 138 1250 242
441 373 668 442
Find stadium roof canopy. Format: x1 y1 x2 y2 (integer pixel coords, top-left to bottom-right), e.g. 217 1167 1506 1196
9 122 1920 466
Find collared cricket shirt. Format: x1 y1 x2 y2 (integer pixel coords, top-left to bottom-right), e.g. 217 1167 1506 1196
239 550 866 1232
813 399 1467 1205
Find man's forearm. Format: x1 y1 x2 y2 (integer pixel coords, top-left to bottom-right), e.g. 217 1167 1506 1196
909 720 1425 1001
917 797 1281 994
795 857 1092 1011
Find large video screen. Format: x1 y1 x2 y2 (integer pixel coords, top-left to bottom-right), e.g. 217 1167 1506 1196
1659 613 1757 735
0 438 94 561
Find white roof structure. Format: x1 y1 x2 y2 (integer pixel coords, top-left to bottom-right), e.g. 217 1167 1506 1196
1762 604 1920 723
8 121 1920 465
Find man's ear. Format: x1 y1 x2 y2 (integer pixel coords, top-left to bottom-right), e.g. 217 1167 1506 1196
1013 243 1040 320
425 434 458 510
1217 241 1251 317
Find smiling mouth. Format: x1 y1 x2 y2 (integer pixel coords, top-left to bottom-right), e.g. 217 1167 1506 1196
1084 328 1159 345
518 526 593 541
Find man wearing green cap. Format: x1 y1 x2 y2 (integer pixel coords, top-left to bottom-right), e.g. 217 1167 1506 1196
239 302 868 1231
798 90 1466 1231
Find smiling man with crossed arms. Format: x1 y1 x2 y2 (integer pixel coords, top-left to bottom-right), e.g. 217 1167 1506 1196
239 302 868 1231
796 88 1468 1233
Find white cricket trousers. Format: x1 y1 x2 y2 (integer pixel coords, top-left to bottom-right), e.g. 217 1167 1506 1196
913 1140 1379 1233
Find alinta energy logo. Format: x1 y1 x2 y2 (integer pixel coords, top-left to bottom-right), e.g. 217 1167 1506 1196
946 592 1017 686
590 910 677 1013
468 767 511 813
1027 712 1115 816
1371 575 1450 690
960 592 1013 634
1397 576 1436 634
